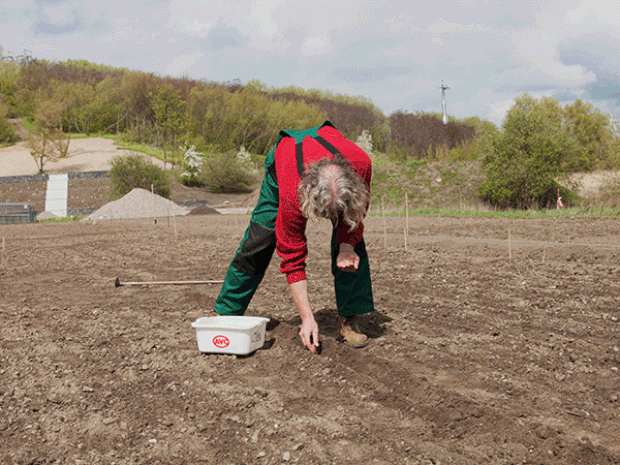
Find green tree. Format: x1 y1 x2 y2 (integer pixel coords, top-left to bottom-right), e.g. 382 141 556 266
187 84 211 145
35 99 70 156
27 99 62 171
25 98 71 172
187 83 231 154
459 116 499 142
51 80 95 133
610 118 620 170
224 87 271 153
150 84 187 169
26 134 59 173
264 99 326 151
563 99 617 171
451 116 499 161
121 71 158 143
14 60 53 118
479 94 572 209
0 103 15 144
0 59 20 115
91 75 126 136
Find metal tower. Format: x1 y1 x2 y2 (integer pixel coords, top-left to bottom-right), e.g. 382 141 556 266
438 79 450 125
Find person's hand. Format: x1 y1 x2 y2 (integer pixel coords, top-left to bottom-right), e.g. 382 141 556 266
337 243 359 272
289 280 320 354
299 317 320 353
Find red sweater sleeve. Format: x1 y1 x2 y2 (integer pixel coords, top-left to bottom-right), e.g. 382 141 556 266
275 198 308 284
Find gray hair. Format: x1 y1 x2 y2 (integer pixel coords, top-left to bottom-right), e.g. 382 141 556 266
298 156 369 232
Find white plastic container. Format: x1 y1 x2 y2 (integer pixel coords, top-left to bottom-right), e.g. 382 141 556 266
191 316 270 355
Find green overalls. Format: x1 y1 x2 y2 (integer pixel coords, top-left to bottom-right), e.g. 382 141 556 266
213 122 374 317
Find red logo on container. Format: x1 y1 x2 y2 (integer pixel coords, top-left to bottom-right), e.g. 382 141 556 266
213 335 230 348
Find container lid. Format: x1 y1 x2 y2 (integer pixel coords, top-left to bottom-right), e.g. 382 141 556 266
191 315 270 330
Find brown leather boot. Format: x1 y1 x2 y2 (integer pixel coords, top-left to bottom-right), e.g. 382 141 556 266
337 315 369 348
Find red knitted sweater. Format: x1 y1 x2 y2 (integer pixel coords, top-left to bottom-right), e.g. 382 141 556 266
274 125 372 284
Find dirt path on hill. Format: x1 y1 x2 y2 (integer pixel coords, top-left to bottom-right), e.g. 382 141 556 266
0 137 165 177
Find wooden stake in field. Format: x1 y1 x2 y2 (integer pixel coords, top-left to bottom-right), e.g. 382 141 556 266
1 236 5 269
403 227 408 252
151 184 157 224
382 196 387 248
405 193 409 237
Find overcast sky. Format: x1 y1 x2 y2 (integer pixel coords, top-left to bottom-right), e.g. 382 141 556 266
1 0 619 127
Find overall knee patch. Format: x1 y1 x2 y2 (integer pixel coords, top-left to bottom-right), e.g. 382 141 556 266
232 221 277 275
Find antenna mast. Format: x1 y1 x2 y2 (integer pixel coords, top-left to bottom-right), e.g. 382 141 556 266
438 79 450 125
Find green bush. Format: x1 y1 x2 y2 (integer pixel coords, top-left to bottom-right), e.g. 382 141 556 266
0 103 15 144
0 117 15 144
201 149 258 193
109 153 171 199
479 95 572 209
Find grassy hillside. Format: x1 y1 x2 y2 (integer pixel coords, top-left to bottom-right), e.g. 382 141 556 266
369 154 486 212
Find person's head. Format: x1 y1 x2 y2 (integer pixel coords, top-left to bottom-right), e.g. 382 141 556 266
297 155 369 232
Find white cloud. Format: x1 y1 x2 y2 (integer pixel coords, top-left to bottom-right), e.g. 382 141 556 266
487 95 517 126
1 0 29 7
249 0 284 37
431 36 444 46
510 3 598 89
99 24 143 45
300 36 333 57
385 14 419 34
166 50 204 77
428 18 493 35
566 0 620 27
178 19 213 38
166 1 214 38
39 2 75 24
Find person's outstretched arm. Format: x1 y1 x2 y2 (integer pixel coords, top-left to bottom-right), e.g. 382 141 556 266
289 279 320 353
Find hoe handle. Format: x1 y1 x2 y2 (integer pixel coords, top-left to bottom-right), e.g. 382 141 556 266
115 278 224 287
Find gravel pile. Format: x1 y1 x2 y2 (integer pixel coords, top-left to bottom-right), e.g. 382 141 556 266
36 212 59 221
85 188 190 220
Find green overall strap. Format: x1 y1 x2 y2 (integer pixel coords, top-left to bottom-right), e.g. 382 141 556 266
279 121 339 178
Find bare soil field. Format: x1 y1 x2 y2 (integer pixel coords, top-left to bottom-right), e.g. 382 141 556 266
2 213 620 465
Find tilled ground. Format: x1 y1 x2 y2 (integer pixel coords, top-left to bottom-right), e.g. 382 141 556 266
1 214 620 465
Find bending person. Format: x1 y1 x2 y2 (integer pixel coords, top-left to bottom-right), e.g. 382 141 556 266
211 121 374 353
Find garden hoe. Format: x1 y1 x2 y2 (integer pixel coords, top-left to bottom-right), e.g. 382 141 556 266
115 277 224 287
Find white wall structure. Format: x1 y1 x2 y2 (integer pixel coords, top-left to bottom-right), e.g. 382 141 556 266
45 174 68 218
